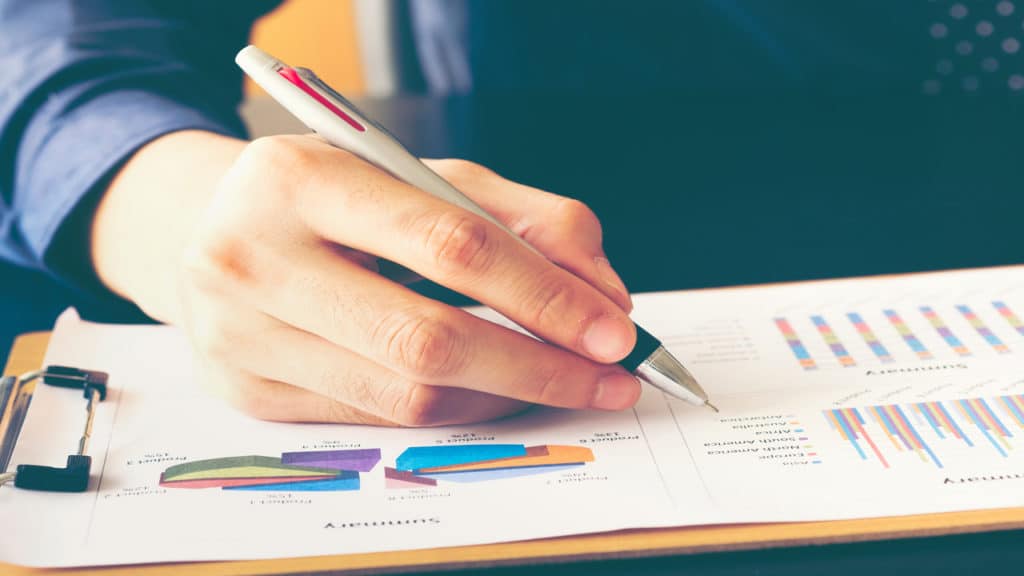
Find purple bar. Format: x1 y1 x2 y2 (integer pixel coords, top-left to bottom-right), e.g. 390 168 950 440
281 448 381 472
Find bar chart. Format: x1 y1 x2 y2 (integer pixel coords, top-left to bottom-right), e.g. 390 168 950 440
824 394 1024 468
883 309 934 360
385 444 595 488
847 312 894 363
920 306 970 356
159 448 381 491
811 316 856 367
775 301 1021 370
774 317 817 370
995 301 1024 336
958 305 1011 354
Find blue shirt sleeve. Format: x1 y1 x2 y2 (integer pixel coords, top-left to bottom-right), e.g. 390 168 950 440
0 0 267 295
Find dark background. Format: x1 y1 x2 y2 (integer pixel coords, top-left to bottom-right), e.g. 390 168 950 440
414 528 1024 576
392 90 1024 306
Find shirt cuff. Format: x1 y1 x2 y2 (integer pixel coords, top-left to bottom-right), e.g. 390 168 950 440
17 89 245 309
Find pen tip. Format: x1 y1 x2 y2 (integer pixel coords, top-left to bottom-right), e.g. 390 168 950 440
705 402 720 413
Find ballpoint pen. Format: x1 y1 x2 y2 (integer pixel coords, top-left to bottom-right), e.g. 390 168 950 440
235 45 717 412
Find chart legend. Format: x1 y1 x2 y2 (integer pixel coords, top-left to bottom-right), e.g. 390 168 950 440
824 394 1024 468
159 448 380 491
920 306 971 356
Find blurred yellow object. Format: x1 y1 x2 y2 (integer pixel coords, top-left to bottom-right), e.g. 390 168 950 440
247 0 365 97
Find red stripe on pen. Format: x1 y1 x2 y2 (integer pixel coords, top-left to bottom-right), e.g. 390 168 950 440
279 67 366 132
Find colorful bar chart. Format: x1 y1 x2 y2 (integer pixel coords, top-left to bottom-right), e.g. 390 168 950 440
919 306 971 356
159 448 380 491
388 444 594 488
847 313 894 363
811 316 856 367
824 394 1024 468
957 305 1011 354
884 309 933 360
774 317 817 370
994 301 1024 336
781 303 1018 370
825 408 889 468
867 405 942 467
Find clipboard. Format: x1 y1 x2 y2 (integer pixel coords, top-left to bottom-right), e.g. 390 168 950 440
3 331 1024 575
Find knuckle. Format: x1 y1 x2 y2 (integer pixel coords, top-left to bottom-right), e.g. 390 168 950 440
379 311 466 380
182 231 257 291
235 136 319 201
525 275 577 328
531 365 564 406
554 197 602 236
390 383 450 427
529 364 596 409
241 135 316 175
416 211 497 277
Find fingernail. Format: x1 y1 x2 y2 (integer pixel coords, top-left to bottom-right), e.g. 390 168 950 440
592 372 641 410
595 257 633 311
582 315 634 362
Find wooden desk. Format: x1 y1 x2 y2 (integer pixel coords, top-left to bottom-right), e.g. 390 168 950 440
4 333 1024 576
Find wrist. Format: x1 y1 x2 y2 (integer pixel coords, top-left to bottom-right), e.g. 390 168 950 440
91 130 247 323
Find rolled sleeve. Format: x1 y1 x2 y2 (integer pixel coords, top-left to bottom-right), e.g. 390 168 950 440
19 89 240 272
0 0 262 300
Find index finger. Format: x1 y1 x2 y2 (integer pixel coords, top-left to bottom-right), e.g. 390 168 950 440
422 159 633 313
297 148 637 364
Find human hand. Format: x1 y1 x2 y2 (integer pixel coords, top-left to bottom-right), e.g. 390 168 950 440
100 133 640 426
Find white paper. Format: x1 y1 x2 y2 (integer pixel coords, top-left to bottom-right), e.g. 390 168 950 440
2 266 1023 567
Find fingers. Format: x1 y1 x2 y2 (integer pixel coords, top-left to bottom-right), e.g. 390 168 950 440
189 306 531 426
188 242 641 410
423 159 633 312
180 135 645 425
284 143 636 365
198 361 398 426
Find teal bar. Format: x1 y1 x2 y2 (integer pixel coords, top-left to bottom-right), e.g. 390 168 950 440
396 444 527 471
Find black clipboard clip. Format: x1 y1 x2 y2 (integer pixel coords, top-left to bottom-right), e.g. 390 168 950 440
0 366 108 492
